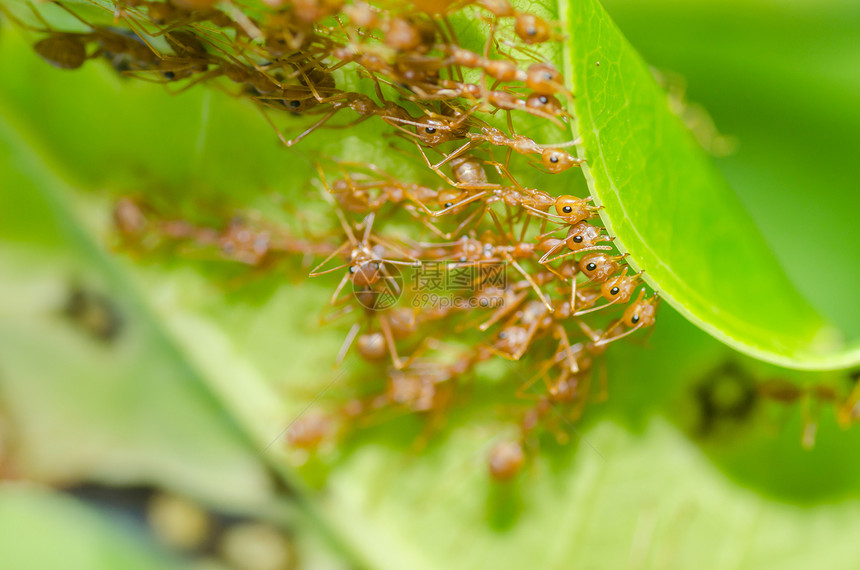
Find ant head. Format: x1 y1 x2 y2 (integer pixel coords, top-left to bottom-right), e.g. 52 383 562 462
437 188 464 209
349 260 382 287
542 149 577 173
416 117 455 146
526 92 563 115
554 195 587 218
622 290 658 328
601 273 636 302
514 13 552 44
526 63 562 94
566 220 600 248
579 252 620 282
495 325 528 353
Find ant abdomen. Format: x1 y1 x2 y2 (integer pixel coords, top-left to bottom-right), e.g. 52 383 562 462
34 35 88 69
488 440 525 481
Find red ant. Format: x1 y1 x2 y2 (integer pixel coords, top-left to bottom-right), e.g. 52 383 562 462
594 289 659 347
309 211 418 305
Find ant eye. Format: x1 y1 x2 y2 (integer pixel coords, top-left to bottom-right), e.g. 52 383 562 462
498 331 508 339
586 262 597 271
563 205 573 213
631 314 641 324
527 26 536 36
425 127 437 134
543 72 553 80
289 100 301 108
444 202 454 208
573 235 583 243
459 257 468 262
539 95 548 104
348 266 356 273
550 155 559 163
163 71 175 80
610 287 620 295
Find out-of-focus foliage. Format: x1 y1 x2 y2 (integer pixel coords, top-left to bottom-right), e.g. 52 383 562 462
1 0 859 568
0 485 183 570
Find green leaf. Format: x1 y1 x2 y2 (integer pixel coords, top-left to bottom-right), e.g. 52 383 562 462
599 0 860 339
0 484 184 570
3 2 860 570
560 0 860 370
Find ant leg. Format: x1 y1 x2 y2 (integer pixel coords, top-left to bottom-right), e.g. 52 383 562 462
433 191 490 217
309 244 350 277
451 203 488 238
838 378 860 428
379 315 405 369
540 244 613 265
432 140 474 171
487 209 513 245
574 297 621 316
595 323 644 348
801 396 818 450
319 302 356 327
513 318 541 361
477 290 528 332
516 361 556 400
413 143 461 187
537 137 584 150
554 324 580 373
505 253 553 313
328 272 352 306
335 322 362 367
166 67 226 95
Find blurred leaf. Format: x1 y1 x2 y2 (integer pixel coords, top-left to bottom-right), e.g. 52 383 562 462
0 484 184 570
561 0 860 370
2 2 860 570
0 113 282 511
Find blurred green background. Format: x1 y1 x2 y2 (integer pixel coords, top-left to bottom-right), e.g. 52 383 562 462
0 0 859 568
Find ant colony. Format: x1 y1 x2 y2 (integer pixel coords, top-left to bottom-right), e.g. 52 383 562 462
7 0 661 479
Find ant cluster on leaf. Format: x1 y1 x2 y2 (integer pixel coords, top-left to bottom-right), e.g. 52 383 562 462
8 0 663 479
